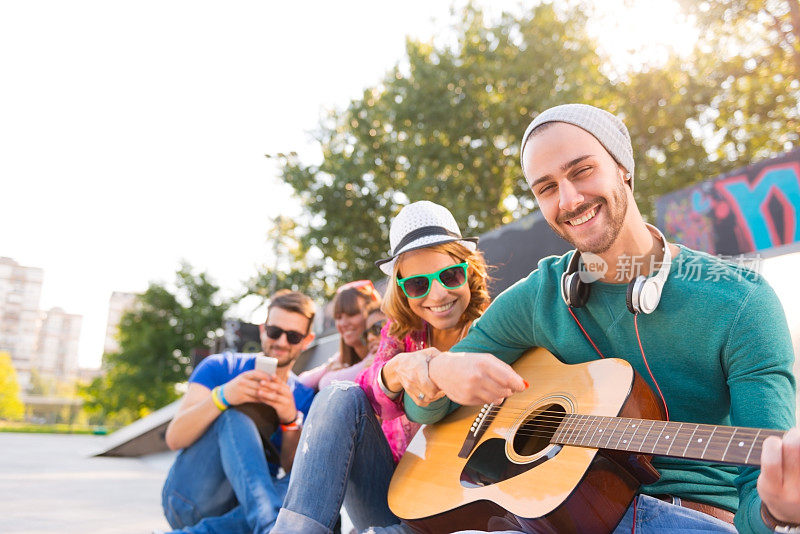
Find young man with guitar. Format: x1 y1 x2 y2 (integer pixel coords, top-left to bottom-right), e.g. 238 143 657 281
399 104 799 533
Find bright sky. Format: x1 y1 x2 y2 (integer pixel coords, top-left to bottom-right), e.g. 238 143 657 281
763 252 800 343
0 0 750 370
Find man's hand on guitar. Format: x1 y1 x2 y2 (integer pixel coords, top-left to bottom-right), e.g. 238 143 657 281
428 352 526 406
758 427 800 526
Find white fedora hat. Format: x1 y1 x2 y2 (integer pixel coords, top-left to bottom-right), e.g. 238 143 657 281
375 200 478 276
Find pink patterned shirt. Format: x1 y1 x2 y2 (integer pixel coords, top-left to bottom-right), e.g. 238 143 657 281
355 320 428 464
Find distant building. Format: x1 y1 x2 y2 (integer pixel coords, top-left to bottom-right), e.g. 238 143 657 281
35 307 82 382
0 257 83 389
77 366 104 383
103 291 137 355
0 257 45 389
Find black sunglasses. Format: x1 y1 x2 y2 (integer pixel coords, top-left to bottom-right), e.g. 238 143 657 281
264 325 305 345
366 320 386 337
362 319 386 344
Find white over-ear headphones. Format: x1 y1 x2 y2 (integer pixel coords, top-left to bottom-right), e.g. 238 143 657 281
561 223 671 314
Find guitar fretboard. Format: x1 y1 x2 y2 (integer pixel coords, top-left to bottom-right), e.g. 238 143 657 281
552 414 785 466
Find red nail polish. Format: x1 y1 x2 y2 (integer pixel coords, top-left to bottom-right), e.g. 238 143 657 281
523 380 530 389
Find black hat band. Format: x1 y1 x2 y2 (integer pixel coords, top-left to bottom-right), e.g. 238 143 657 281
392 226 462 255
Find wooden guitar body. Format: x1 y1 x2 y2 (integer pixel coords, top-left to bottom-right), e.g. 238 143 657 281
388 348 665 533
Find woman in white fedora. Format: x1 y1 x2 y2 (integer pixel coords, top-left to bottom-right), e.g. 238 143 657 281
272 201 495 534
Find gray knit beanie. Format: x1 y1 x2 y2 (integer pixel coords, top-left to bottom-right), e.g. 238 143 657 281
520 103 635 190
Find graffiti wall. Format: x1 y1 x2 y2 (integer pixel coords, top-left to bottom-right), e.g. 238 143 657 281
656 148 800 255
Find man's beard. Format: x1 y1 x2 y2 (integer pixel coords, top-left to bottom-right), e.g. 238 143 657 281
549 180 628 254
273 351 300 368
263 343 301 368
275 354 297 368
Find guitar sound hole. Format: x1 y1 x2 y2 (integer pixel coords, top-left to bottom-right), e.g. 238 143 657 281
460 438 563 488
460 403 566 488
512 403 566 457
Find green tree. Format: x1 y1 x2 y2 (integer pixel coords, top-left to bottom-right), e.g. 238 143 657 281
82 264 229 420
273 3 612 282
614 0 800 217
675 0 799 163
0 352 24 421
615 53 728 218
678 0 799 74
271 0 800 288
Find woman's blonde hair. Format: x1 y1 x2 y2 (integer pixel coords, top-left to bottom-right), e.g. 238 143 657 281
382 241 490 341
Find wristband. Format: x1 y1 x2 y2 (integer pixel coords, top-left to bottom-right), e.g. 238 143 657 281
377 363 402 400
218 385 231 407
283 411 298 425
761 503 800 533
280 411 304 431
211 387 227 411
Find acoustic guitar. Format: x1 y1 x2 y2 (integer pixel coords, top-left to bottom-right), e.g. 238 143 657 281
387 347 785 533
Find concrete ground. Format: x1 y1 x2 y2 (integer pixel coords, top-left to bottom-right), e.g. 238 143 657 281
0 433 173 534
0 432 356 534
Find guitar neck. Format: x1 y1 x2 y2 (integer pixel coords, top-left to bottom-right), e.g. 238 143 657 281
552 414 785 466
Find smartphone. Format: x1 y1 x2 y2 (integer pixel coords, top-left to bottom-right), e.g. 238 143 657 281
255 355 277 376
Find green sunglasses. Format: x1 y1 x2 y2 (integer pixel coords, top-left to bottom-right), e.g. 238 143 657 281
396 262 469 299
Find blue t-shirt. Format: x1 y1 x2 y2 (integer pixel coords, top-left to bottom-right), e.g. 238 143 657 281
189 351 316 475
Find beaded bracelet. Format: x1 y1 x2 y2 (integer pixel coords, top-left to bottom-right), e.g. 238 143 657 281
761 503 800 533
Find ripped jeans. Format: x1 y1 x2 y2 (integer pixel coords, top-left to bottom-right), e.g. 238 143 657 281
272 383 401 534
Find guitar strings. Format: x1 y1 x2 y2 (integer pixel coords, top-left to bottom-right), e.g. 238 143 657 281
484 415 778 442
469 418 775 456
505 430 778 447
471 432 777 458
495 439 768 461
471 405 782 434
472 418 784 451
484 417 780 443
477 406 781 437
466 407 781 448
483 424 775 441
473 431 771 458
477 432 769 462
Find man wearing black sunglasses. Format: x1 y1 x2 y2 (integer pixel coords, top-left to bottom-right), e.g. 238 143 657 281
161 290 317 534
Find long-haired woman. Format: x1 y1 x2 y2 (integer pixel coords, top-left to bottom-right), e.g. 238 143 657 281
298 280 380 392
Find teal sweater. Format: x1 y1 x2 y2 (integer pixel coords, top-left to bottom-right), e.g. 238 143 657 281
404 246 796 533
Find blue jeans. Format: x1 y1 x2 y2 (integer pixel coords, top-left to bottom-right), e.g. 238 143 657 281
612 494 736 533
453 494 737 534
161 409 288 534
272 383 400 534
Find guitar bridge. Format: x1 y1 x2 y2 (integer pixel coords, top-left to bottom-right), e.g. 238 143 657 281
458 402 498 458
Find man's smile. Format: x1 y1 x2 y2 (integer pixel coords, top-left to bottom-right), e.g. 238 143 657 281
567 205 600 226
